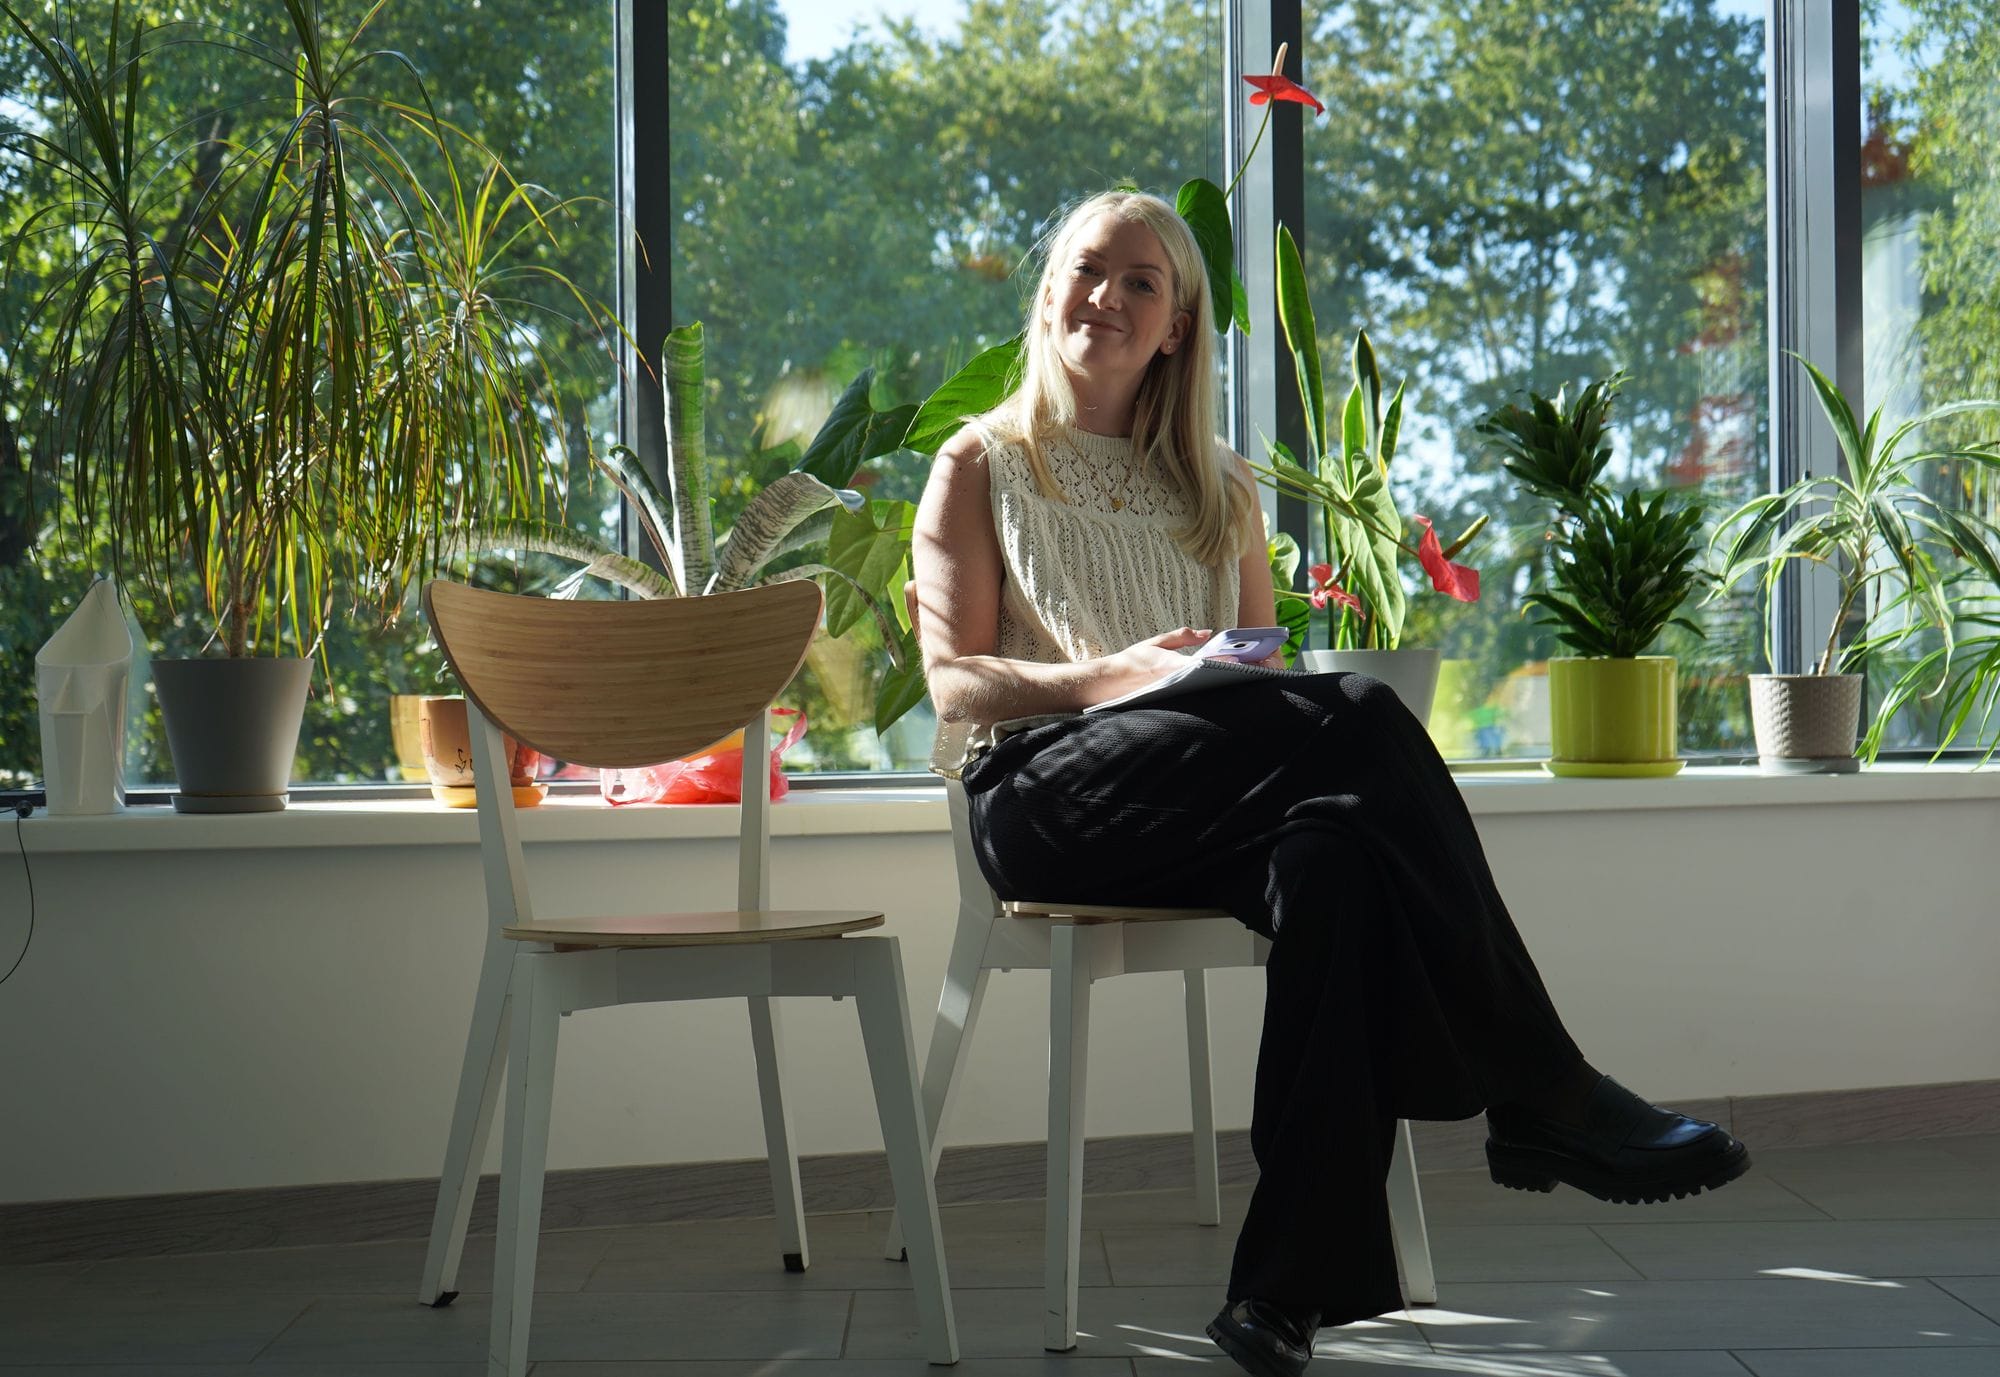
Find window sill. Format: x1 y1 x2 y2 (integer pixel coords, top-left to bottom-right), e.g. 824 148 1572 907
17 762 2000 855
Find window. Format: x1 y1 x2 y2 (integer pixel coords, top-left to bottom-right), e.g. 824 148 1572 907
667 0 1226 772
1298 0 1769 761
0 0 619 787
1858 1 2000 753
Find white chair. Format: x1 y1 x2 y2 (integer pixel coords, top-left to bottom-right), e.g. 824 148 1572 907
415 578 957 1374
884 588 1434 1351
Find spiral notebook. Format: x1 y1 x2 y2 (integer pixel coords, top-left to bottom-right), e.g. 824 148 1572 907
1084 657 1318 713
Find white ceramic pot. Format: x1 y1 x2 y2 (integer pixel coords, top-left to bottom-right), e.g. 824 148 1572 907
1299 646 1443 726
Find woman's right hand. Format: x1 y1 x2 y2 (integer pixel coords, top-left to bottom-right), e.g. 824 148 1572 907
1097 627 1213 699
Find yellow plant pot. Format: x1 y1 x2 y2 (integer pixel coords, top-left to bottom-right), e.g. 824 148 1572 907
1546 656 1683 778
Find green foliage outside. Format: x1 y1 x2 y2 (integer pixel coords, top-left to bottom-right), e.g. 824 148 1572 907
8 0 2000 783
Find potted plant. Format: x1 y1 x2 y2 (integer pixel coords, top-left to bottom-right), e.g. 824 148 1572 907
452 320 922 797
4 2 615 810
1709 354 2000 771
1244 231 1484 724
1479 372 1707 777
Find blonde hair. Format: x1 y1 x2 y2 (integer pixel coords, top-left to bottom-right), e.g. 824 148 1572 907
981 190 1258 569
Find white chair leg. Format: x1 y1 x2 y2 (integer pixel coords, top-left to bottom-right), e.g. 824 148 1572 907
884 908 995 1260
1183 968 1220 1227
489 950 561 1377
1044 923 1092 1353
853 937 960 1365
419 931 514 1306
748 996 810 1272
1386 1118 1437 1305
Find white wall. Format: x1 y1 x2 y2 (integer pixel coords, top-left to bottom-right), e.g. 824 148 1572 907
3 774 1998 1205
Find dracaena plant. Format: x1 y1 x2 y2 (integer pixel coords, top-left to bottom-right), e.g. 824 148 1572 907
459 322 927 728
4 0 616 657
1245 228 1484 650
1479 372 1708 659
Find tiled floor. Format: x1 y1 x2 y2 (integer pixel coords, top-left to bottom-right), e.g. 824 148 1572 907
4 1134 1999 1374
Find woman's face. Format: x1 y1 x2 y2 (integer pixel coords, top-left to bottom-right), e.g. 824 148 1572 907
1041 211 1191 385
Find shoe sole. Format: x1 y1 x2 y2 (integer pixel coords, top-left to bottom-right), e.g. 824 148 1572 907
1486 1138 1753 1205
1205 1317 1306 1377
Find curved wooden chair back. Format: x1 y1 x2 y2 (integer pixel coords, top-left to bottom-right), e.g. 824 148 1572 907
422 579 822 770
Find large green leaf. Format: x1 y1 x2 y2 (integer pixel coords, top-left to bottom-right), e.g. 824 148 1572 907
1174 176 1235 337
598 444 681 593
1274 225 1324 462
708 473 864 593
446 519 675 599
661 322 715 596
797 367 920 488
823 499 916 639
905 336 1023 455
1274 590 1312 667
874 625 929 733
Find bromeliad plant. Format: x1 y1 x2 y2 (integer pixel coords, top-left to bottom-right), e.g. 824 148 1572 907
460 322 928 730
1708 353 2000 753
1479 372 1707 659
1246 229 1484 650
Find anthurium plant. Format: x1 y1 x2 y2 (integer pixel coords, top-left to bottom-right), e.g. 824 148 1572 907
1246 233 1484 649
1480 372 1707 659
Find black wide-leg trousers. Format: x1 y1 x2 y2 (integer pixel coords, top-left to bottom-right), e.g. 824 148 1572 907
960 672 1586 1326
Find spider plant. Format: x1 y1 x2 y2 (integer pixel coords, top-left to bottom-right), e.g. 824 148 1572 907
1709 354 2000 678
3 0 614 657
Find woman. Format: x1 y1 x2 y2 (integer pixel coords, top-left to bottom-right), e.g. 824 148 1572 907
910 189 1749 1377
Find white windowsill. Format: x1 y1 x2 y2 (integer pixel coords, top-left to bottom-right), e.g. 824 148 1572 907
17 762 2000 855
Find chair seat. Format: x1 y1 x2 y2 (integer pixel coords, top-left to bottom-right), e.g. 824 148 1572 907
1002 899 1233 924
501 910 884 947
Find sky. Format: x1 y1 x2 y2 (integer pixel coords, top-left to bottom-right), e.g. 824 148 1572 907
779 0 960 65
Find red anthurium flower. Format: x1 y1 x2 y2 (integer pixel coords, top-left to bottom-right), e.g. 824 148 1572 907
1415 517 1481 603
1306 562 1364 615
1243 71 1325 116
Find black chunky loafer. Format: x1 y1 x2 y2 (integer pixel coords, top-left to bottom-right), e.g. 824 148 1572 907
1486 1073 1751 1204
1206 1298 1320 1377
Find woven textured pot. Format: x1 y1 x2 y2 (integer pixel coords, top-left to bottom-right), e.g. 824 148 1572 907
1748 673 1862 773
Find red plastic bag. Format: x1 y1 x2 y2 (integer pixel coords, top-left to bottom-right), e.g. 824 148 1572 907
600 707 807 806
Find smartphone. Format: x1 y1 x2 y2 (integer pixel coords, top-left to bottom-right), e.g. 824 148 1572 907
1192 626 1288 664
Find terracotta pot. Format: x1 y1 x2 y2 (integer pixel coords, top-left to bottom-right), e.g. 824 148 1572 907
417 694 547 808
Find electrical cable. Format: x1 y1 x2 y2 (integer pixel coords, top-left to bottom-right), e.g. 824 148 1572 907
1 807 33 987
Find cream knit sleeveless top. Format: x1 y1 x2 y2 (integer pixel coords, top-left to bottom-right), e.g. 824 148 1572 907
941 421 1242 773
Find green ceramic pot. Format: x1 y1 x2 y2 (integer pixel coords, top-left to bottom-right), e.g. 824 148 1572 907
1546 655 1682 778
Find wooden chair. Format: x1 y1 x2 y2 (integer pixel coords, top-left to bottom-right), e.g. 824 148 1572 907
885 583 1435 1352
415 578 957 1374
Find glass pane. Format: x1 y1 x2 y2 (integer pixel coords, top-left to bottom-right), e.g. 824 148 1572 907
0 2 619 789
1300 0 1769 761
668 0 1225 772
1859 2 2000 754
